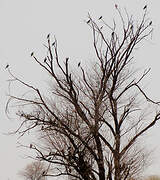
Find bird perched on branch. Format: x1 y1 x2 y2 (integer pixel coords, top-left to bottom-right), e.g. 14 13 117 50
44 58 47 63
149 21 152 26
111 32 115 39
47 33 50 39
87 19 90 24
5 64 9 69
21 113 24 117
143 5 147 10
78 62 81 67
98 16 102 20
31 52 34 57
115 4 118 9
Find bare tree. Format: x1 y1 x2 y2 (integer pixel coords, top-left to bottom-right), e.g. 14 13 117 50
19 161 47 180
6 6 160 180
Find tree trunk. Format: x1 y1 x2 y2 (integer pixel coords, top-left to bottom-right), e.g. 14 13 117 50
114 134 121 180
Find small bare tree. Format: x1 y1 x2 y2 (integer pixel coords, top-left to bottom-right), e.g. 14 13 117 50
19 161 47 180
6 6 160 180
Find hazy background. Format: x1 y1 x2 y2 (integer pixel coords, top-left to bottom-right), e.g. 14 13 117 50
0 0 160 179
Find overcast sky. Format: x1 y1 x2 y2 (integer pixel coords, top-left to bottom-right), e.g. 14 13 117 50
0 0 160 180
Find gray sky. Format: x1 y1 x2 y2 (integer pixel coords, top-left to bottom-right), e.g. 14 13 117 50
0 0 160 179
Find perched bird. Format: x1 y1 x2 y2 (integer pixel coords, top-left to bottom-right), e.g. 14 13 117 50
115 4 118 9
5 64 9 69
42 171 46 175
44 58 47 63
52 42 55 46
31 52 34 57
47 33 50 39
143 5 147 10
78 62 81 67
30 144 32 148
87 19 90 24
149 21 152 26
98 16 102 20
111 32 114 37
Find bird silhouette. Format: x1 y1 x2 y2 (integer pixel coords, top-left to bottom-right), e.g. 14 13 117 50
98 16 102 20
31 52 34 57
143 5 147 10
30 144 32 148
115 4 118 9
47 33 50 39
44 58 47 63
149 21 152 26
52 42 55 46
111 32 114 37
87 19 90 24
5 64 9 69
78 62 81 67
